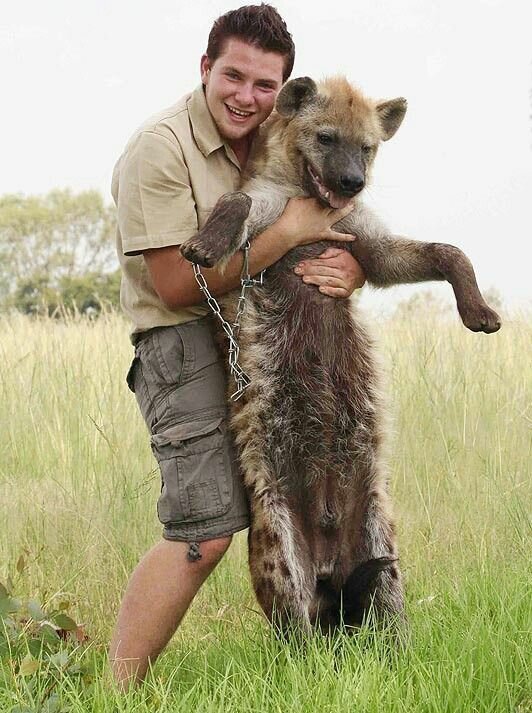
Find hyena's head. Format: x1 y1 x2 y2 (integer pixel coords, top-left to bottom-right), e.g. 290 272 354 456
275 76 407 208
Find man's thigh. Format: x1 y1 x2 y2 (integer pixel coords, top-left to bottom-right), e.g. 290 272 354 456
126 318 250 543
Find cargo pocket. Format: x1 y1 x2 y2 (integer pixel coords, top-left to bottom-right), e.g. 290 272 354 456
151 415 233 525
126 356 140 393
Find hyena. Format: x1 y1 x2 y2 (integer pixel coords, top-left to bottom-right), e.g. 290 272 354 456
181 76 501 633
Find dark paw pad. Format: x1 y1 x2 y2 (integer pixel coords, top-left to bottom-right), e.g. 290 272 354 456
180 238 221 268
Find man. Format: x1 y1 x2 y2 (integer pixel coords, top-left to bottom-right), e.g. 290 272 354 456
110 4 365 688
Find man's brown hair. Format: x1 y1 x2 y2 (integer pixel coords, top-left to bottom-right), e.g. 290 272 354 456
206 4 295 82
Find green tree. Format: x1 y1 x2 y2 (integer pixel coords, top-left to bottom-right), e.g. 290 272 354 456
0 189 119 315
13 269 121 316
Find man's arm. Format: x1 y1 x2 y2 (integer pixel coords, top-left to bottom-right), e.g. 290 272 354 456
145 220 296 309
145 197 361 309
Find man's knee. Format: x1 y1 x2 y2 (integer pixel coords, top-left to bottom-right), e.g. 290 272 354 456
185 535 232 569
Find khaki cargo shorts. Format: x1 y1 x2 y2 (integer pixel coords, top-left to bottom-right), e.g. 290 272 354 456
126 317 250 543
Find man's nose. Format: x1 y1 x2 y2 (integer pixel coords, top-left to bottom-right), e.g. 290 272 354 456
234 83 254 106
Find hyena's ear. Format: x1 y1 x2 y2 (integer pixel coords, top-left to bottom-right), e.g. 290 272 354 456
276 77 318 118
376 98 407 141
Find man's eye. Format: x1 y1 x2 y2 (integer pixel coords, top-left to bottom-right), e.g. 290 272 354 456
317 132 334 145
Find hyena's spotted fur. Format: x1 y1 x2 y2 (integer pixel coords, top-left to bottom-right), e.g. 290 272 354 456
182 76 500 633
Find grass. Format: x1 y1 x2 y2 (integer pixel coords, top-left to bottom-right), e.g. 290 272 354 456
0 308 530 712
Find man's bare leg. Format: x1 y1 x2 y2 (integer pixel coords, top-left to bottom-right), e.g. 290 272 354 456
109 536 231 689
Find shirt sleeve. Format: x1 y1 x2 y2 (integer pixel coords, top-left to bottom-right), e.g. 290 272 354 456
117 130 198 256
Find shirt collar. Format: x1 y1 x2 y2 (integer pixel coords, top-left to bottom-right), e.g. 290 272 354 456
188 85 242 171
188 84 225 158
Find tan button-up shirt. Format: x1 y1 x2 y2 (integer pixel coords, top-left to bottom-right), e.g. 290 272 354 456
112 85 242 334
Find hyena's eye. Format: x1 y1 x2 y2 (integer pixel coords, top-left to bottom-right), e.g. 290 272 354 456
361 145 373 155
317 132 335 145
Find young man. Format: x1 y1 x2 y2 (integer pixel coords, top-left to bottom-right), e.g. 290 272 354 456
110 4 365 687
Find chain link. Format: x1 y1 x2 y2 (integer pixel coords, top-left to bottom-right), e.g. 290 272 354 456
192 242 264 401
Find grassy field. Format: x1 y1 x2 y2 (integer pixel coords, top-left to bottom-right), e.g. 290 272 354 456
0 308 530 712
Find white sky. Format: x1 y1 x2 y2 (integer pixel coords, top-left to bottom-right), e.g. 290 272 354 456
2 0 531 310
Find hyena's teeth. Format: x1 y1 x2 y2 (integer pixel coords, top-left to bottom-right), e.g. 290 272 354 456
325 191 330 200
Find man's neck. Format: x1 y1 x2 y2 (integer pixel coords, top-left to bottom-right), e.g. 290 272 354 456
228 131 255 169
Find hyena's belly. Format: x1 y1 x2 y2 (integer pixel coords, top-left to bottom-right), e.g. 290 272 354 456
231 283 384 556
239 281 380 469
224 282 402 629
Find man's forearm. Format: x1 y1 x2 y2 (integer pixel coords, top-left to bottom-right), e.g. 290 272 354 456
144 223 293 310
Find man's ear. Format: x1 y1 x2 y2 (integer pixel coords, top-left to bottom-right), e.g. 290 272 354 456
376 98 407 140
276 77 318 118
200 54 211 85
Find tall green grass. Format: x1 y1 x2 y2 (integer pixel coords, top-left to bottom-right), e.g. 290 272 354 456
0 309 530 712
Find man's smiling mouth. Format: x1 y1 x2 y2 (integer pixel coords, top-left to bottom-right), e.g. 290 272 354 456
225 104 254 118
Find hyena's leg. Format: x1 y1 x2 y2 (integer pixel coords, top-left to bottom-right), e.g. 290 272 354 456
352 235 501 334
341 489 405 628
180 191 252 268
362 238 501 334
248 483 313 634
337 211 500 333
309 557 398 634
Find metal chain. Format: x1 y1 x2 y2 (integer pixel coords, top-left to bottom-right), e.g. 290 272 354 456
192 241 264 401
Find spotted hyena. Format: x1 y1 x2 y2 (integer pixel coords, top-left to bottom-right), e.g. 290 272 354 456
181 76 501 633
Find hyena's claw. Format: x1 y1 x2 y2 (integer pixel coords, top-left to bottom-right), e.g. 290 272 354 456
180 237 221 268
460 302 501 334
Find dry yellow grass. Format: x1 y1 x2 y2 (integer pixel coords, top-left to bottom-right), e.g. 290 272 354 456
0 308 530 711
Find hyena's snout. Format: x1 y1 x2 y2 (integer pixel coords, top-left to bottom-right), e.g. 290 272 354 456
308 155 366 209
324 153 365 201
338 170 364 195
332 153 365 195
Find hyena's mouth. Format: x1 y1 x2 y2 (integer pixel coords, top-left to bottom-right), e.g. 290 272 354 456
306 162 354 209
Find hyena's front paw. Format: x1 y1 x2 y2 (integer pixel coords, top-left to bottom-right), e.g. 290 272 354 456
180 234 223 268
459 301 501 334
180 191 252 269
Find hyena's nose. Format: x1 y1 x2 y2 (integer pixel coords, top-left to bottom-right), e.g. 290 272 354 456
340 174 364 193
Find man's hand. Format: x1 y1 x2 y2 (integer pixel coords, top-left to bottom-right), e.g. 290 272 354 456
294 247 366 298
276 197 357 248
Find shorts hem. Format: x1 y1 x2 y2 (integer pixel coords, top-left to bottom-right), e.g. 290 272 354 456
161 516 249 543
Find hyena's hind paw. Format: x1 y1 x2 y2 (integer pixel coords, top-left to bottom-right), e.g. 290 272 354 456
341 556 404 627
180 191 252 268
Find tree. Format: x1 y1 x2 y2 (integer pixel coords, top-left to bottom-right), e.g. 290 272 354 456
0 189 119 315
12 270 121 316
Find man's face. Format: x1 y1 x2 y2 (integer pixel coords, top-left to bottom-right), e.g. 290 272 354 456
200 37 285 144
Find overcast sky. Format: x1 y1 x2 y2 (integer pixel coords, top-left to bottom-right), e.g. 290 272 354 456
2 0 531 311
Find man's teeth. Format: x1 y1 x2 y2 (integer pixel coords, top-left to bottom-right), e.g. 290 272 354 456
227 105 252 117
